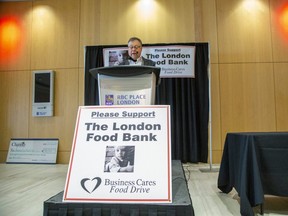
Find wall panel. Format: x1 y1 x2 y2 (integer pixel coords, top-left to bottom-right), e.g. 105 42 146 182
78 68 85 106
217 0 273 63
79 0 101 68
0 71 30 157
219 63 276 141
210 63 222 163
274 63 288 130
194 0 218 64
98 0 195 45
31 0 80 69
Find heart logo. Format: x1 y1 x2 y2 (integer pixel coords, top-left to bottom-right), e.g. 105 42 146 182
80 177 102 194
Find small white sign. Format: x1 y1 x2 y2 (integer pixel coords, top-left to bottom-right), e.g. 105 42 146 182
98 73 156 106
6 139 58 164
63 105 172 203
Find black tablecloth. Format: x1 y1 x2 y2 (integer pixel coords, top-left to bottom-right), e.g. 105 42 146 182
44 160 194 216
218 132 288 216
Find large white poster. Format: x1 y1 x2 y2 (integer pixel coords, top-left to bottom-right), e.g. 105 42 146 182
63 105 171 203
103 45 195 78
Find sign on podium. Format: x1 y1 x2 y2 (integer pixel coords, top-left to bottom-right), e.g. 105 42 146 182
63 105 171 203
90 66 161 106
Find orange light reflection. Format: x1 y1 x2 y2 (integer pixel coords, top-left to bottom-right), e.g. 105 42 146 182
279 5 288 35
0 16 22 64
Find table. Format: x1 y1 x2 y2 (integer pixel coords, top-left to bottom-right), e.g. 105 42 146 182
44 160 194 216
217 132 288 216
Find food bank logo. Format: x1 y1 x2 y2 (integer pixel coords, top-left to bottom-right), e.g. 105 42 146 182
80 177 102 193
105 95 114 105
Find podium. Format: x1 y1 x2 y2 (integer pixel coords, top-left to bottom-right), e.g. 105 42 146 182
89 66 161 105
44 160 194 216
43 67 196 215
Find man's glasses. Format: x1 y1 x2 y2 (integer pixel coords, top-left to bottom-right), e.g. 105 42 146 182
128 45 141 49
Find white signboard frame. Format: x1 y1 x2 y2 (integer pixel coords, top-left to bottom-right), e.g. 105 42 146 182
6 138 58 164
63 105 171 203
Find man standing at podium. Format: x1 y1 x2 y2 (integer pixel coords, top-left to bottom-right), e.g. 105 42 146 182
120 37 156 66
